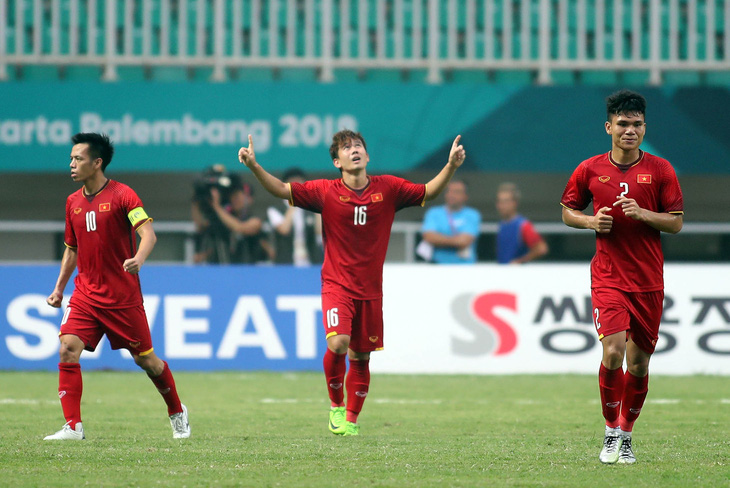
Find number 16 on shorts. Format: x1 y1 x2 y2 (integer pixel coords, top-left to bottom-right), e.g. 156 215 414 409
326 308 339 328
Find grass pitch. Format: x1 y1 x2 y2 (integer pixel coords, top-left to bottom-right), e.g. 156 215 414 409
0 372 727 487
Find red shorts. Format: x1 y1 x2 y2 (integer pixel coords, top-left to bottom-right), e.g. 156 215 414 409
60 295 154 356
321 292 384 353
591 287 664 354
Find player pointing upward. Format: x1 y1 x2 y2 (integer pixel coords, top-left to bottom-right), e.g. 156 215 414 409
45 133 190 440
239 130 465 435
561 90 683 464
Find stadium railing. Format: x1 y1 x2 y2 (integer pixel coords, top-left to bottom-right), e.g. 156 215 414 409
1 0 729 84
2 219 729 264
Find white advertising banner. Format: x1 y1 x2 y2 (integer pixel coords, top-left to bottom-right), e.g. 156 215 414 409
375 264 729 375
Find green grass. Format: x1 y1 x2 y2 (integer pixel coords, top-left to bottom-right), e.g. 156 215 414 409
1 372 728 487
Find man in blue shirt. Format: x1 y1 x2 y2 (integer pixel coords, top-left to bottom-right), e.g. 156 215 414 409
496 182 548 264
420 179 481 263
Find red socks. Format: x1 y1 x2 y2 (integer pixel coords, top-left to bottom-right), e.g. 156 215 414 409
58 362 83 429
620 371 649 432
148 361 183 416
323 349 347 407
598 363 624 429
345 359 370 423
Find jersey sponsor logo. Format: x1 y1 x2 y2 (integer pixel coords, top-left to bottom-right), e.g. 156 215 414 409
73 207 83 214
598 176 611 183
371 193 383 202
99 202 111 212
637 174 652 184
339 195 351 202
369 335 379 343
129 341 141 348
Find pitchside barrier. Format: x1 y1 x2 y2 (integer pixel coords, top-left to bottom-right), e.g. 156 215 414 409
0 264 727 374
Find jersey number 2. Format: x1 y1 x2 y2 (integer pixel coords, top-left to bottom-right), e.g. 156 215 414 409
354 205 367 225
617 182 629 199
85 211 97 232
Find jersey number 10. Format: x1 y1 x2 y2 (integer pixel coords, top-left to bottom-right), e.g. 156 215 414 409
85 211 97 232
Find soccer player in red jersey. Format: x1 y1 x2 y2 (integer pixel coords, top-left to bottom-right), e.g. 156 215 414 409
239 130 465 436
560 90 683 464
44 133 190 440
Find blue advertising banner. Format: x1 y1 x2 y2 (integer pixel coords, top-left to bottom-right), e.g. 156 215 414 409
0 265 326 371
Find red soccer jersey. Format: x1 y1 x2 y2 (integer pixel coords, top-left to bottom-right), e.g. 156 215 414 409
291 175 426 299
561 151 684 292
64 180 152 308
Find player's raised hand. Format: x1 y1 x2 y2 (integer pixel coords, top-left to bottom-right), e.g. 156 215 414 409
593 206 614 233
238 134 257 169
614 197 645 221
47 291 63 308
448 135 466 168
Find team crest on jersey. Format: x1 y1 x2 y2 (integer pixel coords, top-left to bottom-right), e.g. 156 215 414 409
99 202 111 212
371 193 383 202
339 195 351 202
73 207 83 214
637 174 652 184
369 336 379 343
598 176 611 183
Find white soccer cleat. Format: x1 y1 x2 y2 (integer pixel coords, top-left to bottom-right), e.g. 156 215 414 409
617 433 636 464
599 426 622 464
170 404 190 439
44 421 85 441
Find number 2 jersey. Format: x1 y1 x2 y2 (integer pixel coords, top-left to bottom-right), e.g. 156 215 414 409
560 151 684 292
290 175 426 299
64 179 152 308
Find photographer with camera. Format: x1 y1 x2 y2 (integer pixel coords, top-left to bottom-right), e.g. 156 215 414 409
191 166 272 264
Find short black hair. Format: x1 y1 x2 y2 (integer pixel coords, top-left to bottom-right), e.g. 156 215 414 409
606 90 646 121
71 133 114 171
329 129 367 161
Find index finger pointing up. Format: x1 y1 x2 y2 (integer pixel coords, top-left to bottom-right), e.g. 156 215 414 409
248 134 254 151
452 135 462 148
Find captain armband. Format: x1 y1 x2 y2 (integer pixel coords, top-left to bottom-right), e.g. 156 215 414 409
127 207 151 227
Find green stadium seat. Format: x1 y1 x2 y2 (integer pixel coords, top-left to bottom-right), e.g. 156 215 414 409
550 70 576 85
448 70 488 83
705 71 730 86
234 67 276 82
579 70 619 85
278 67 318 82
150 66 189 81
21 65 60 80
332 68 363 82
63 65 102 81
115 66 148 81
366 68 403 82
662 71 702 85
620 70 650 85
494 69 533 85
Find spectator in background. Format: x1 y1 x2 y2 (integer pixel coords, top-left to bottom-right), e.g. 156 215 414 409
267 168 323 266
191 164 233 264
209 174 273 264
419 179 481 263
496 182 549 264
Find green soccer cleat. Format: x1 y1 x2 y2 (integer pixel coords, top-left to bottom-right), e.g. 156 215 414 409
343 421 360 436
328 407 346 435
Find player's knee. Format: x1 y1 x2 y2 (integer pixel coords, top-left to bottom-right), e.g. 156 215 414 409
134 354 163 375
58 337 83 362
327 335 350 355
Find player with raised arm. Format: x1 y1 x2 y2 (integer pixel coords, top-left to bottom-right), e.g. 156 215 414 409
239 130 465 436
560 91 683 464
44 133 190 440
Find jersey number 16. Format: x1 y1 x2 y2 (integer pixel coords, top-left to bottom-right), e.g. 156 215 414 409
354 205 367 225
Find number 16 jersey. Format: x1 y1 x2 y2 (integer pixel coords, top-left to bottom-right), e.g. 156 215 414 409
291 175 426 299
